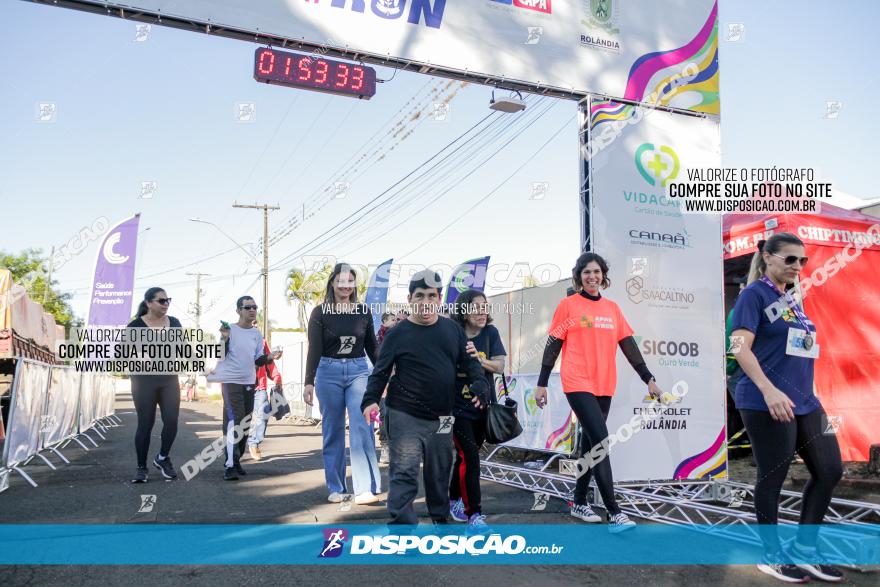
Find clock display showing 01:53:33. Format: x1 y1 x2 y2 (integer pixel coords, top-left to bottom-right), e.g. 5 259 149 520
253 48 377 100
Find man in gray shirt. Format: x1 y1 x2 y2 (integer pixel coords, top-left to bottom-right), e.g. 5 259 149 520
207 296 280 480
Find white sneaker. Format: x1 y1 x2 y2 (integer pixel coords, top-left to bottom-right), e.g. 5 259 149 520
379 446 390 464
354 492 380 505
328 492 345 503
570 503 602 523
607 512 636 533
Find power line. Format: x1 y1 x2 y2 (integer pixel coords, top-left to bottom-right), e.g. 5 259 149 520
291 95 550 262
267 109 499 271
396 117 572 261
339 98 558 258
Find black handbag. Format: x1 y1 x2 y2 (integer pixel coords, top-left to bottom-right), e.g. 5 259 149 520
485 374 523 444
271 387 291 421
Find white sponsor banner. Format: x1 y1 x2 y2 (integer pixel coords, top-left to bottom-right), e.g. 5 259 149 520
42 367 82 448
590 102 726 481
3 361 51 468
498 373 576 455
65 0 719 114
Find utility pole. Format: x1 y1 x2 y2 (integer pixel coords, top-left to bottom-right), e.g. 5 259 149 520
232 202 280 345
43 246 55 304
185 272 210 329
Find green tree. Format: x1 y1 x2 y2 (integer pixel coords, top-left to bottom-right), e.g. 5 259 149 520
0 248 80 328
285 264 332 330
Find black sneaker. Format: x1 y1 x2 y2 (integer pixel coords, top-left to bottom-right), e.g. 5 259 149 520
788 543 844 583
152 455 178 480
131 467 148 483
796 563 844 583
756 562 810 583
224 467 239 481
234 463 247 476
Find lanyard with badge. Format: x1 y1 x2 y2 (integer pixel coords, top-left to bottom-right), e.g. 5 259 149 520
759 275 818 358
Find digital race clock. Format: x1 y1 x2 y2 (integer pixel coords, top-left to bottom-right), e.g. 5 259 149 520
253 48 377 100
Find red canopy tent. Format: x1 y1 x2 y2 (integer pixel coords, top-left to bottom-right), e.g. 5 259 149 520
723 203 880 461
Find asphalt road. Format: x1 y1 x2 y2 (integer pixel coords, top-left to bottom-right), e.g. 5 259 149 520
0 394 876 586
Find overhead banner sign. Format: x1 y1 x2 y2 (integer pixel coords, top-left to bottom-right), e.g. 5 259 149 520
588 100 726 481
61 0 719 114
87 214 141 327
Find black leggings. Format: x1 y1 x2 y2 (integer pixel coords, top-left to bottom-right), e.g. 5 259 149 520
567 392 618 515
131 376 180 468
740 407 842 552
450 416 487 516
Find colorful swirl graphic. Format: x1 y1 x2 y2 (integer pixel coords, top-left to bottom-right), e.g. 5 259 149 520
590 0 719 128
546 412 576 452
673 428 727 479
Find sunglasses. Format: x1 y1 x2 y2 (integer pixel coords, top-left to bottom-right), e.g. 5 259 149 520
241 305 258 311
151 298 172 305
770 252 809 267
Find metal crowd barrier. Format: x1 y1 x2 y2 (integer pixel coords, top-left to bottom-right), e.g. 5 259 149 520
0 358 119 492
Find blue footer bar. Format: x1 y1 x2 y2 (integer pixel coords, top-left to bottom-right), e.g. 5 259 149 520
0 524 878 565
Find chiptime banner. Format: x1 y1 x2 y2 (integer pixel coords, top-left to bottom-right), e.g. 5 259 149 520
65 0 719 115
588 100 726 481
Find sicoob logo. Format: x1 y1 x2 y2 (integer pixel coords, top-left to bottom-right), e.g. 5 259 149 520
319 528 349 558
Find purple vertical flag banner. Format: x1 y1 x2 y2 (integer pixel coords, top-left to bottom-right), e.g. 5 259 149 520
87 214 141 326
444 256 490 305
365 258 393 335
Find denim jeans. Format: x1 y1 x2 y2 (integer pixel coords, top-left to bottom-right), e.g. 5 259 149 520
247 389 270 447
315 357 381 495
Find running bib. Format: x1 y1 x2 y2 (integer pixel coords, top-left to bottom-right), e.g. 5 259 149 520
786 328 819 359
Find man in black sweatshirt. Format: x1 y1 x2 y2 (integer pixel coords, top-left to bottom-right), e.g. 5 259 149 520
362 270 489 525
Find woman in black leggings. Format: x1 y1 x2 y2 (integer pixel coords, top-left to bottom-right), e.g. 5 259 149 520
128 287 182 483
534 253 663 533
732 233 843 583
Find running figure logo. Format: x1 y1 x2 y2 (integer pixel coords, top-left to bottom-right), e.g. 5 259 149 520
437 416 454 434
319 528 349 558
338 336 356 355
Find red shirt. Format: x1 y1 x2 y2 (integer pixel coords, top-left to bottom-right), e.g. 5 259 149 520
256 341 282 391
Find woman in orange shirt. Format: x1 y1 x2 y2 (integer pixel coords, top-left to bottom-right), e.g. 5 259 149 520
534 253 662 532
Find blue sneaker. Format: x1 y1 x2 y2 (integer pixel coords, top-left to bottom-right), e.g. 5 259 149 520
450 499 468 522
467 513 490 535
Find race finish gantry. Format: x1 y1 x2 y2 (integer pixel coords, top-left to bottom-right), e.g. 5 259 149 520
24 0 880 567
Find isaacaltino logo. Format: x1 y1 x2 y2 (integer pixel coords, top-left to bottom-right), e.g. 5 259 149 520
626 276 695 309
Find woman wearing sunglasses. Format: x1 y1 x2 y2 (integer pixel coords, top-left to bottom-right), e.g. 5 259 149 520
127 287 182 483
731 232 843 583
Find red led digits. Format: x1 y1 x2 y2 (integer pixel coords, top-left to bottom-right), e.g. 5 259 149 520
254 48 375 99
298 57 312 81
315 60 329 85
257 49 275 75
351 67 365 91
335 63 349 88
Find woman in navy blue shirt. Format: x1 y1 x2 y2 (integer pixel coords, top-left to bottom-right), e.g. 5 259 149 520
731 232 843 584
447 289 505 529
